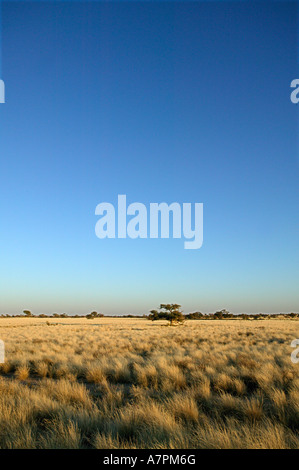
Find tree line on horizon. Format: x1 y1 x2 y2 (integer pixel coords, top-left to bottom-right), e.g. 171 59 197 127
0 307 298 322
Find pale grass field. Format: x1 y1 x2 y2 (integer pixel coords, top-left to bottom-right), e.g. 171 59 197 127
0 317 299 449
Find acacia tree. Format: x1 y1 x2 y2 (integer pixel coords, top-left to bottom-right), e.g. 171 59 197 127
214 309 230 319
23 310 32 317
86 311 104 320
148 304 185 326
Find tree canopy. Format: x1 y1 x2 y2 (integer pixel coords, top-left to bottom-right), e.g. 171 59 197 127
148 304 185 325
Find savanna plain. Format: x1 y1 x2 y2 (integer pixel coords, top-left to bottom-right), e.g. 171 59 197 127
0 317 299 449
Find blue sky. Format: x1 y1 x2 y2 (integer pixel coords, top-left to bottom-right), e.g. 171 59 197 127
0 1 298 315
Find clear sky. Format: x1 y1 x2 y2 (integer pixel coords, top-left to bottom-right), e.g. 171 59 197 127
0 1 298 315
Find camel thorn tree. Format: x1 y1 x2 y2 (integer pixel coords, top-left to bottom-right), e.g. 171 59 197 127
148 304 185 326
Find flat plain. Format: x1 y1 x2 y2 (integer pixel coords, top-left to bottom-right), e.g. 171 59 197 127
0 317 298 449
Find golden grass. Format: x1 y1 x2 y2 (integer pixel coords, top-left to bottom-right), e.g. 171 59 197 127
0 317 298 448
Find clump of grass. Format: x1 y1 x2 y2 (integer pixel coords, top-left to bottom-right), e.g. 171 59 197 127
86 366 106 384
35 361 49 378
15 364 30 381
41 379 93 409
168 395 199 423
196 377 211 400
242 396 264 422
0 362 13 375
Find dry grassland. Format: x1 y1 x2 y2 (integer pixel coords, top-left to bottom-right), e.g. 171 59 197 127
0 317 298 449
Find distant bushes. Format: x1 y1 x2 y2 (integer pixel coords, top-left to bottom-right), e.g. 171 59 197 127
184 312 299 320
0 312 105 319
0 309 298 320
